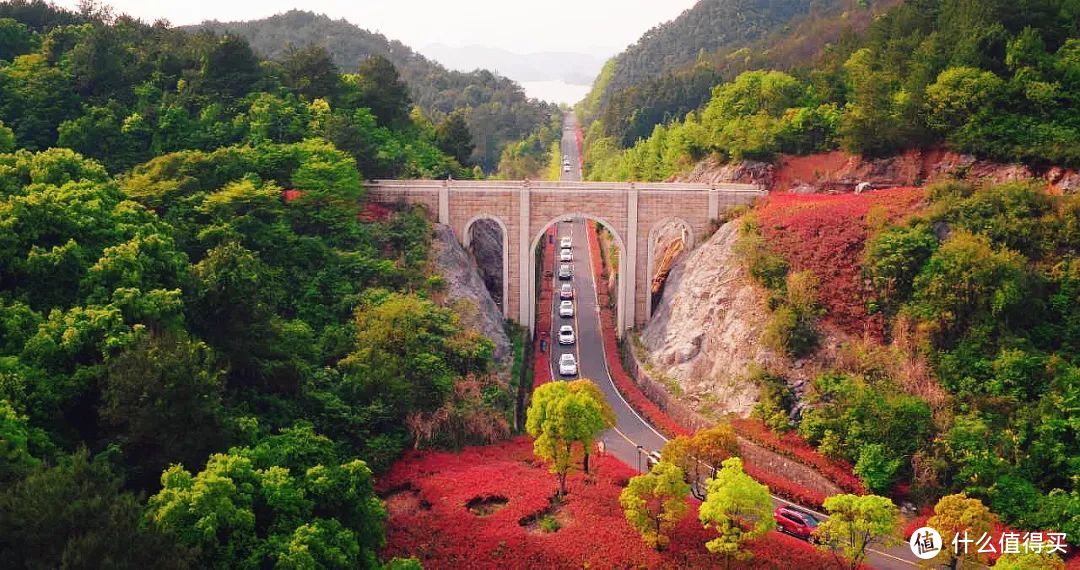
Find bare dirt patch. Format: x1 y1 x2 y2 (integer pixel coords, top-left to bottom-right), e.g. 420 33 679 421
466 495 509 517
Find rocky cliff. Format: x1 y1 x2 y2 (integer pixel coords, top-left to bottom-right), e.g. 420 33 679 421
677 149 1080 194
430 224 512 373
640 221 779 417
466 219 505 312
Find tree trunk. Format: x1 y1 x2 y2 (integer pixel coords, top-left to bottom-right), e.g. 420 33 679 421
583 451 590 474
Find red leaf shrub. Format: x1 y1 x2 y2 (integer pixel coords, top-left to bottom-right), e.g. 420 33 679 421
756 188 925 339
379 437 850 568
731 418 864 495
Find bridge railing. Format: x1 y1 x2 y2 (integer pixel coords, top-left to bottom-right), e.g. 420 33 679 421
368 179 765 194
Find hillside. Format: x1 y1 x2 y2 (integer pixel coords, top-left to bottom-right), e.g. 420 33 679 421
577 0 886 135
584 0 1080 181
192 10 557 171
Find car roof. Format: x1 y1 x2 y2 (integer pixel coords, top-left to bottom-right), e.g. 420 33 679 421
560 300 572 304
779 507 817 521
561 283 572 288
560 325 573 331
560 353 575 360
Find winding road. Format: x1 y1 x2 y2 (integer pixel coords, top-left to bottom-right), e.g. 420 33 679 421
542 114 919 569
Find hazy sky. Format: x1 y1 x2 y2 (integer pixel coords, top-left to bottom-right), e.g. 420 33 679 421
53 0 700 56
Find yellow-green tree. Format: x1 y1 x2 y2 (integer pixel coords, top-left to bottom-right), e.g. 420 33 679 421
525 380 613 495
619 461 690 551
994 551 1064 570
925 493 996 569
813 494 901 569
566 380 615 474
662 423 739 499
698 457 772 566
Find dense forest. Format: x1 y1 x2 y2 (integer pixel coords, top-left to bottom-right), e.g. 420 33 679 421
192 10 558 172
0 1 513 567
583 0 1080 180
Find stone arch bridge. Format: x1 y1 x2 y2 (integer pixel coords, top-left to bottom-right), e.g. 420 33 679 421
367 180 764 336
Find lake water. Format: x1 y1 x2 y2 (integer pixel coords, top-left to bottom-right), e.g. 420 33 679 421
519 80 593 106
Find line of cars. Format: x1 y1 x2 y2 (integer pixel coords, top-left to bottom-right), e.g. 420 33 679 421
562 154 571 174
556 232 577 376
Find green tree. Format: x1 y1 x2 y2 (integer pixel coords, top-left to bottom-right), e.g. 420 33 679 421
525 380 613 496
924 67 1005 133
281 44 339 101
0 399 41 482
854 444 902 494
0 17 37 61
351 56 410 128
200 34 261 100
0 449 193 569
813 494 901 569
100 329 226 489
435 110 475 166
698 457 773 566
0 119 14 153
619 461 691 551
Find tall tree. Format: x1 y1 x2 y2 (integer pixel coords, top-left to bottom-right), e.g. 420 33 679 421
281 44 339 101
619 460 691 551
435 110 474 166
813 494 901 569
352 55 410 128
200 34 261 100
698 457 773 567
525 380 613 495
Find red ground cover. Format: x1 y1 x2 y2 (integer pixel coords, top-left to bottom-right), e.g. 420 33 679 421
379 437 851 569
732 418 865 496
756 188 926 339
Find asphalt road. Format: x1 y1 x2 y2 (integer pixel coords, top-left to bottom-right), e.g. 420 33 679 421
543 115 920 569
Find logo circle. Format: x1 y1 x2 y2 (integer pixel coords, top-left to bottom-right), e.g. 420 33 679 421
909 527 943 560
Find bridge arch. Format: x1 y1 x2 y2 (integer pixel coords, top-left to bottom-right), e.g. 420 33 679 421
528 212 629 335
462 214 510 315
645 216 695 319
365 179 764 338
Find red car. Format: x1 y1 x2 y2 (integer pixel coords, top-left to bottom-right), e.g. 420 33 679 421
774 505 820 541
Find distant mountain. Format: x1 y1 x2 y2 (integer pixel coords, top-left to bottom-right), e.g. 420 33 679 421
578 0 899 143
189 10 557 171
420 44 605 86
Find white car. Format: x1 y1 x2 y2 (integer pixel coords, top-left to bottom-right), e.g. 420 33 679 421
558 325 575 345
563 165 571 173
560 283 573 300
559 300 574 317
560 248 572 262
558 264 573 280
560 236 573 249
559 353 578 376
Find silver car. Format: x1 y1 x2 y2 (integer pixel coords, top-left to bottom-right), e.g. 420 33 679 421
560 236 573 249
559 300 574 317
560 248 572 262
558 325 575 345
559 353 577 376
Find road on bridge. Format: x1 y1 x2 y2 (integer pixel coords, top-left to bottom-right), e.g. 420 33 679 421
544 115 919 570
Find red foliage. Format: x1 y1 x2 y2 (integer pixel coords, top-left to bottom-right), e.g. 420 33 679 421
756 188 925 339
358 202 393 222
731 418 864 495
281 188 304 203
742 462 829 509
379 437 850 568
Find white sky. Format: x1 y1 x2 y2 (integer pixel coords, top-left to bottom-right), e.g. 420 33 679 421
53 0 700 57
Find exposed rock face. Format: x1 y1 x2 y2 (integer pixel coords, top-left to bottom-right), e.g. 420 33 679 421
467 218 504 311
641 221 780 417
676 157 775 188
649 219 690 300
430 224 511 372
679 149 1079 194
